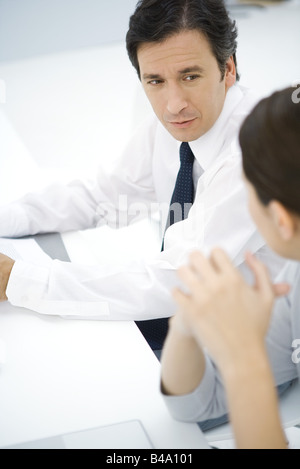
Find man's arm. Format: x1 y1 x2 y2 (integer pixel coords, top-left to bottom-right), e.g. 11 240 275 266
0 254 15 301
0 118 157 239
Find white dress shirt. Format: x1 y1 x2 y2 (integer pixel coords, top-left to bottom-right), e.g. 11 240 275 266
162 261 300 423
0 84 285 319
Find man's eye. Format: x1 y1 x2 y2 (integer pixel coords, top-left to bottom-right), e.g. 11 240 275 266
148 80 163 85
184 75 200 81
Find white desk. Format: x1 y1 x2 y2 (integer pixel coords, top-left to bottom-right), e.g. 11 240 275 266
0 234 207 449
0 300 207 449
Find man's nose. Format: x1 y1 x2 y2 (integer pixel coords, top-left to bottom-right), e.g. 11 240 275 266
166 84 188 116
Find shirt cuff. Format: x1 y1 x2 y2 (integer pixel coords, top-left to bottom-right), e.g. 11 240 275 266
6 259 111 318
0 204 29 238
6 260 50 308
161 354 218 423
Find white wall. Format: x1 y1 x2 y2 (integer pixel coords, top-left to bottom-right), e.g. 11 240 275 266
0 1 300 204
0 0 138 62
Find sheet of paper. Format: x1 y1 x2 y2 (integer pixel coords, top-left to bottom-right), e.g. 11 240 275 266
0 240 21 260
0 237 51 264
286 427 300 450
0 109 43 205
0 339 6 367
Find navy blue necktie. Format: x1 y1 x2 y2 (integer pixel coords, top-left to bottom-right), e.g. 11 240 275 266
136 142 195 351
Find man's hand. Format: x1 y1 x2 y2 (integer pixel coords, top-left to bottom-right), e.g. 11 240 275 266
0 253 15 301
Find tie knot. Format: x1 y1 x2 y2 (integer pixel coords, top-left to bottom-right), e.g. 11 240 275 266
180 142 194 165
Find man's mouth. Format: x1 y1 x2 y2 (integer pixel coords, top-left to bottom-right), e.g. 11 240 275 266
168 118 197 129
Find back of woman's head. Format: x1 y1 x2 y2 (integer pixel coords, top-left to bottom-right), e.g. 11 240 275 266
240 87 300 215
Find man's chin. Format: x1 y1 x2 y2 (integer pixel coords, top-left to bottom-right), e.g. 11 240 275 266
167 128 205 143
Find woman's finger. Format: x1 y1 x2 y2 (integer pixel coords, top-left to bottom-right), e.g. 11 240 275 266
209 248 238 275
245 252 274 296
272 283 290 297
188 250 218 280
177 265 201 293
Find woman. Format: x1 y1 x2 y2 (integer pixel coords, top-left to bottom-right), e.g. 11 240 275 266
160 87 300 449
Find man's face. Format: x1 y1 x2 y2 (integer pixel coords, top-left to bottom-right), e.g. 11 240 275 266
138 30 236 142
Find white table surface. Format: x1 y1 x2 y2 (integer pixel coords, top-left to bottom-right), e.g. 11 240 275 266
0 300 207 449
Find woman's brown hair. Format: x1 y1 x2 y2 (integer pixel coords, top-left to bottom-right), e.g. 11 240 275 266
240 87 300 215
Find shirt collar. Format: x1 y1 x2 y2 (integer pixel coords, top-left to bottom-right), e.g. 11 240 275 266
188 84 244 171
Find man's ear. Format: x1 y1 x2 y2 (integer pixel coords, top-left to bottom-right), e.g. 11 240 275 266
269 201 296 241
224 56 236 90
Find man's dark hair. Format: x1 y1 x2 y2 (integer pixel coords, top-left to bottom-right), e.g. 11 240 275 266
126 0 239 81
240 87 300 215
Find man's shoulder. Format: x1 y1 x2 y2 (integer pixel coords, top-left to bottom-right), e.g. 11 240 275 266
234 84 261 114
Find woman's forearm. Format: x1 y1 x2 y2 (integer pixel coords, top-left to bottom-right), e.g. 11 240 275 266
161 320 206 396
222 345 287 449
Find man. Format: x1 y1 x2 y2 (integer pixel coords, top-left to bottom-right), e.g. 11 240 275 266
0 0 284 353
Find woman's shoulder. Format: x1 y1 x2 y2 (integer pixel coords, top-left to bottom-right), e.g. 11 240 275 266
276 260 300 284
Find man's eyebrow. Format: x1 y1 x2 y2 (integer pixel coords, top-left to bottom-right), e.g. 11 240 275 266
142 73 162 81
178 66 204 75
142 66 204 81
